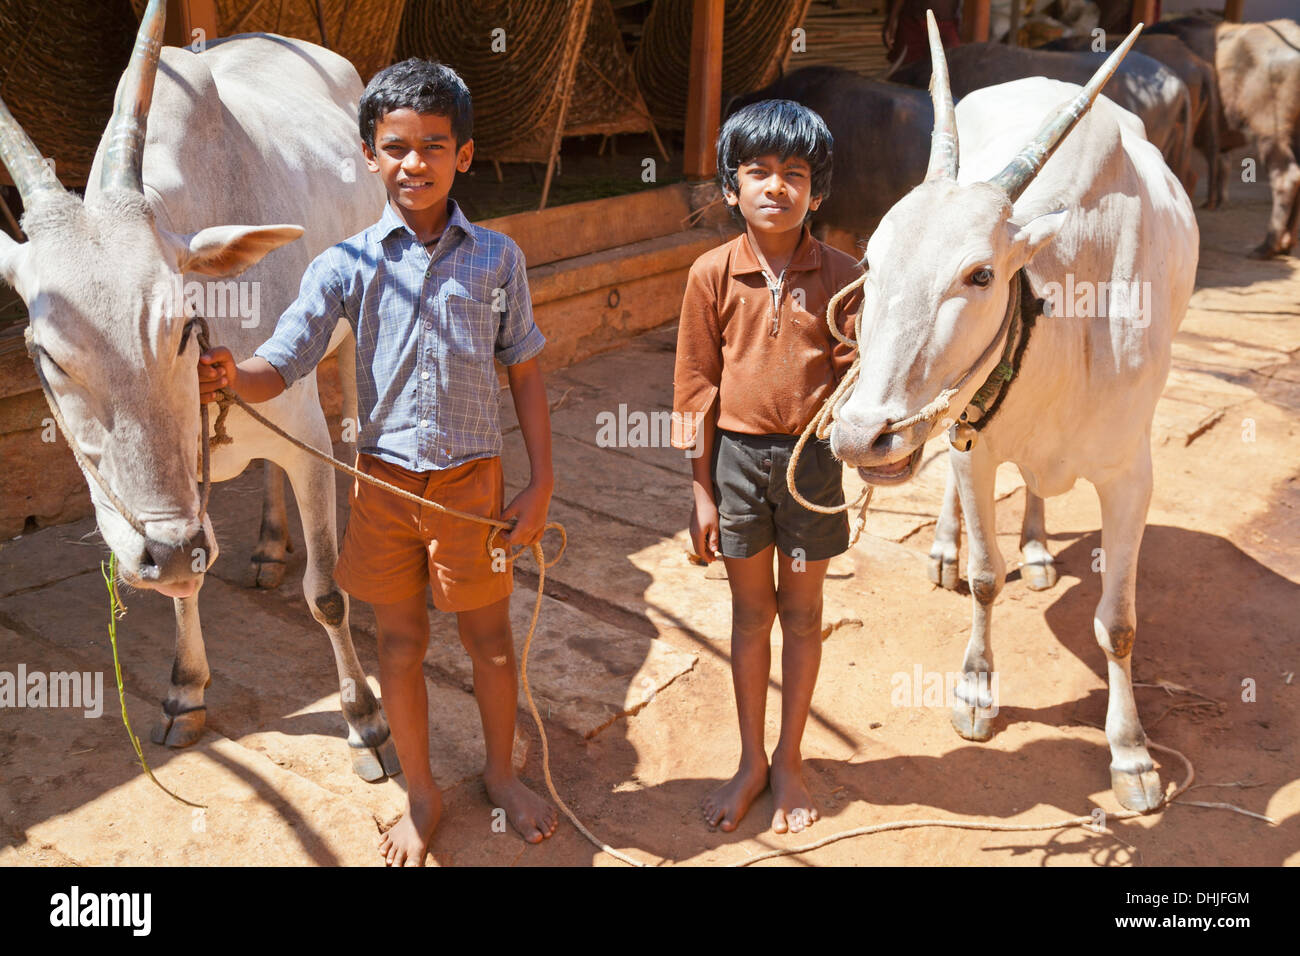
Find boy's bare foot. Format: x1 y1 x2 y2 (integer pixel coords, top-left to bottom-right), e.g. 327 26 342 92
379 789 442 866
486 771 558 843
770 753 818 834
701 758 769 831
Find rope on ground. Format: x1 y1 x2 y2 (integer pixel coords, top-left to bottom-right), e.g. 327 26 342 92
729 738 1196 867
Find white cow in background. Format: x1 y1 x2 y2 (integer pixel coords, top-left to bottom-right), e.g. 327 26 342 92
832 17 1197 810
0 1 397 779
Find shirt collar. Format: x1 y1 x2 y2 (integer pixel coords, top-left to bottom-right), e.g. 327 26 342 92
372 198 476 247
730 223 820 277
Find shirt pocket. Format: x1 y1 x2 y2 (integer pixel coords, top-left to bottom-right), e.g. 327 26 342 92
444 293 498 361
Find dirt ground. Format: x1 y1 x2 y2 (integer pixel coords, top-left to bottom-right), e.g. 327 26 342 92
0 195 1296 868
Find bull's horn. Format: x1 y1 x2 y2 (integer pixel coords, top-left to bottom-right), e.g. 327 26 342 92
925 10 958 182
0 95 63 209
99 0 167 194
988 22 1143 201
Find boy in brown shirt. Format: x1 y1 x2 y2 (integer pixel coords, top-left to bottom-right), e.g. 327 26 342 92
672 99 864 834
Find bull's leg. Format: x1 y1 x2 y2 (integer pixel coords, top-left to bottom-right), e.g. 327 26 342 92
1251 138 1300 258
1094 450 1162 811
950 447 1003 742
251 461 292 589
1215 153 1230 209
277 424 399 782
151 582 211 748
927 453 962 590
1019 489 1058 591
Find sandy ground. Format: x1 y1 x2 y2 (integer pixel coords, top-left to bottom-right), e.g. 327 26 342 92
0 196 1296 868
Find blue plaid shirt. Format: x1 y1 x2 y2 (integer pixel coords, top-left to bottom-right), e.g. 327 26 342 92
256 199 545 472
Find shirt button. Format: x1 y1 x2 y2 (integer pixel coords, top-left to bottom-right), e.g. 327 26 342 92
421 371 429 380
419 419 429 428
424 320 432 330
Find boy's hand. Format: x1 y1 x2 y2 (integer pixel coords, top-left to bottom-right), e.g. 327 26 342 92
198 346 236 404
690 491 722 563
501 481 552 549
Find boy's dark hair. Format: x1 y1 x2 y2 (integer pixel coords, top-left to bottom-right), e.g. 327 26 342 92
716 99 833 227
359 58 473 151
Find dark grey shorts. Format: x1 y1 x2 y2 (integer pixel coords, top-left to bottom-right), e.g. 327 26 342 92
712 429 849 561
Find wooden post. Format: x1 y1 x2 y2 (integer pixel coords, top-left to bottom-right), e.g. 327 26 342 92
1129 0 1158 28
683 0 724 181
164 0 219 48
1223 0 1246 21
962 0 990 43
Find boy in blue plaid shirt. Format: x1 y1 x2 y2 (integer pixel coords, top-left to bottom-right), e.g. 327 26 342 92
199 60 557 865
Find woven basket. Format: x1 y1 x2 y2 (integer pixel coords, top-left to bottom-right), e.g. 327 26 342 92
0 0 139 188
129 0 408 83
394 0 593 164
633 0 814 130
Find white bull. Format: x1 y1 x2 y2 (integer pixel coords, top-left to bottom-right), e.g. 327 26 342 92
831 17 1198 810
0 1 398 779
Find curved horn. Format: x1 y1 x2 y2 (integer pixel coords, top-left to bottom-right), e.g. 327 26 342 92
99 0 167 194
988 23 1144 202
0 95 63 210
925 10 958 182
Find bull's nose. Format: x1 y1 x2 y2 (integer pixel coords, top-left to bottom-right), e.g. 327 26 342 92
139 529 209 581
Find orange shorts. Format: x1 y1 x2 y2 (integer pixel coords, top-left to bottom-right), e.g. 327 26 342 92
334 453 514 612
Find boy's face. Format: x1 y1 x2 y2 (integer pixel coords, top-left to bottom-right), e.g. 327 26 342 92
363 108 473 214
724 153 823 236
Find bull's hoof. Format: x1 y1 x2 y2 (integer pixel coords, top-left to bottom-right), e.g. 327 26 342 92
927 550 960 590
349 735 402 782
252 557 286 589
150 706 207 748
1248 242 1281 260
951 703 994 741
1021 560 1058 591
1111 766 1164 812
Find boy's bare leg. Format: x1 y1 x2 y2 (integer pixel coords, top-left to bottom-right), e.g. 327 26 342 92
770 551 830 834
456 595 558 844
373 589 442 866
702 545 778 831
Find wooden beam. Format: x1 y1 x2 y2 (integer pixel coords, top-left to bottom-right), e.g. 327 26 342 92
1130 0 1158 28
683 0 724 181
1223 0 1246 21
163 0 219 48
962 0 990 43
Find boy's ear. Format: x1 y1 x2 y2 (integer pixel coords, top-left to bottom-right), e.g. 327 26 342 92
456 138 474 173
361 140 380 174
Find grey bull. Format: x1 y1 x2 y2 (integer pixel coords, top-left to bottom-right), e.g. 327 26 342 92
0 2 399 779
831 18 1198 810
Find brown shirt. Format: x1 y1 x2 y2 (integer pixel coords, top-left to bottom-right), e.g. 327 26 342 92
671 226 864 449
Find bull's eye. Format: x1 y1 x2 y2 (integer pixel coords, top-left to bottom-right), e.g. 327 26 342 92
969 267 994 288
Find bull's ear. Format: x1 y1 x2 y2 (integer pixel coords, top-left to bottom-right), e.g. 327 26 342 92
0 231 31 294
162 224 304 278
1006 209 1066 270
